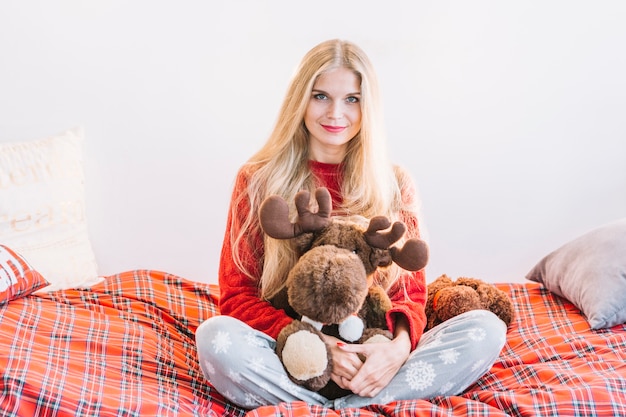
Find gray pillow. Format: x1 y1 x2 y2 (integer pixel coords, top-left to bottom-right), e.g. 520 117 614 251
526 218 626 329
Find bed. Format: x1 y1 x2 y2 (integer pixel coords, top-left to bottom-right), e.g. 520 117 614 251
2 130 625 416
1 269 625 417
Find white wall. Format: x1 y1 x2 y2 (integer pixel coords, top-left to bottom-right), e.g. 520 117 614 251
1 1 624 284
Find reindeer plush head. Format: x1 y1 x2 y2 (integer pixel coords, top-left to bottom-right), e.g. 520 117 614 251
259 186 429 331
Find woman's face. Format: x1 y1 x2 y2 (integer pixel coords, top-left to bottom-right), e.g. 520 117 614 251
304 67 362 163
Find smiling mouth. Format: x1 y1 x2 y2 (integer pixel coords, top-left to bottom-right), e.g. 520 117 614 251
322 125 346 133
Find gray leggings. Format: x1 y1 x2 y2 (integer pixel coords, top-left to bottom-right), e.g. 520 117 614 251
195 310 507 410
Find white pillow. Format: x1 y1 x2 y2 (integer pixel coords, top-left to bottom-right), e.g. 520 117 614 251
0 127 101 291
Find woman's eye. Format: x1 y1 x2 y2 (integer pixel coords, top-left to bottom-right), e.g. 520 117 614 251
313 93 327 100
346 96 360 104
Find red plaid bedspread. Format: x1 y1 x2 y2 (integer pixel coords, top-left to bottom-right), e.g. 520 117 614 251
1 274 625 417
250 283 626 417
0 270 246 417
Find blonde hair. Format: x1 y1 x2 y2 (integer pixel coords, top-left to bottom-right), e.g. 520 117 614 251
230 39 415 299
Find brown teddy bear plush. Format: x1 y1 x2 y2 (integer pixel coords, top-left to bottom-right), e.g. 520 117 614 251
425 274 515 331
259 187 429 399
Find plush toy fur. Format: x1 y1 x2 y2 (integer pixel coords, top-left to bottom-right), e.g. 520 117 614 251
425 274 514 331
259 187 429 399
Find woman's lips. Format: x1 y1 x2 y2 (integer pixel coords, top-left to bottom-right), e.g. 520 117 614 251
322 125 346 133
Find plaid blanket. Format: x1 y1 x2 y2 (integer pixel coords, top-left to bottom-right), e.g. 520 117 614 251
250 283 626 417
1 273 624 416
0 270 246 417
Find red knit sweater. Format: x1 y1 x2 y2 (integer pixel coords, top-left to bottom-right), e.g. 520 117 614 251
217 161 428 349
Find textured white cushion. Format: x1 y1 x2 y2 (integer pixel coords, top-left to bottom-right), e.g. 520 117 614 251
0 128 100 291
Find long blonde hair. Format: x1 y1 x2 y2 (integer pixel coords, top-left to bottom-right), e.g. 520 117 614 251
230 39 415 299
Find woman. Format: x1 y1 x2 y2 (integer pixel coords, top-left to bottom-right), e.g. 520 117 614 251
195 39 506 410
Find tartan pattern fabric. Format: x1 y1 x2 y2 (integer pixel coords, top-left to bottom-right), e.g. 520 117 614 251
1 275 625 417
0 270 247 417
0 244 49 304
249 283 626 417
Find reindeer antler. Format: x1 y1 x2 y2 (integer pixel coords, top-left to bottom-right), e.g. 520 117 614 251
259 187 332 239
364 216 406 249
390 238 429 272
365 216 429 272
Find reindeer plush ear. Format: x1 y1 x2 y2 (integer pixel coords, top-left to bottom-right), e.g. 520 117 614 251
259 187 332 239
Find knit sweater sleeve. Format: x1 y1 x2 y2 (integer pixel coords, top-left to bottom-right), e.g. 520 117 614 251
217 168 293 340
384 166 428 350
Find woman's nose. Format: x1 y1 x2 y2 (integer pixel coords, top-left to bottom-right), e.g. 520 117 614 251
327 102 344 119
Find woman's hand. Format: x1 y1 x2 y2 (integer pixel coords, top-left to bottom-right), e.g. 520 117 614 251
333 317 412 397
321 334 364 390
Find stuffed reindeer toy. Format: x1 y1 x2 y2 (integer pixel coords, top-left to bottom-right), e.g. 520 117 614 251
259 187 429 398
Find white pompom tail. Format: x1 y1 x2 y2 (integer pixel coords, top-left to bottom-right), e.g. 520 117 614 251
338 315 364 342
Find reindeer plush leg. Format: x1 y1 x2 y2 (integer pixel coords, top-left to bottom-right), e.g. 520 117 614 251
276 320 332 391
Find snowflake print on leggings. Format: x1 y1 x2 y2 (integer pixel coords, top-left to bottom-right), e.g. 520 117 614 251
405 360 436 391
438 348 460 365
212 330 232 353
